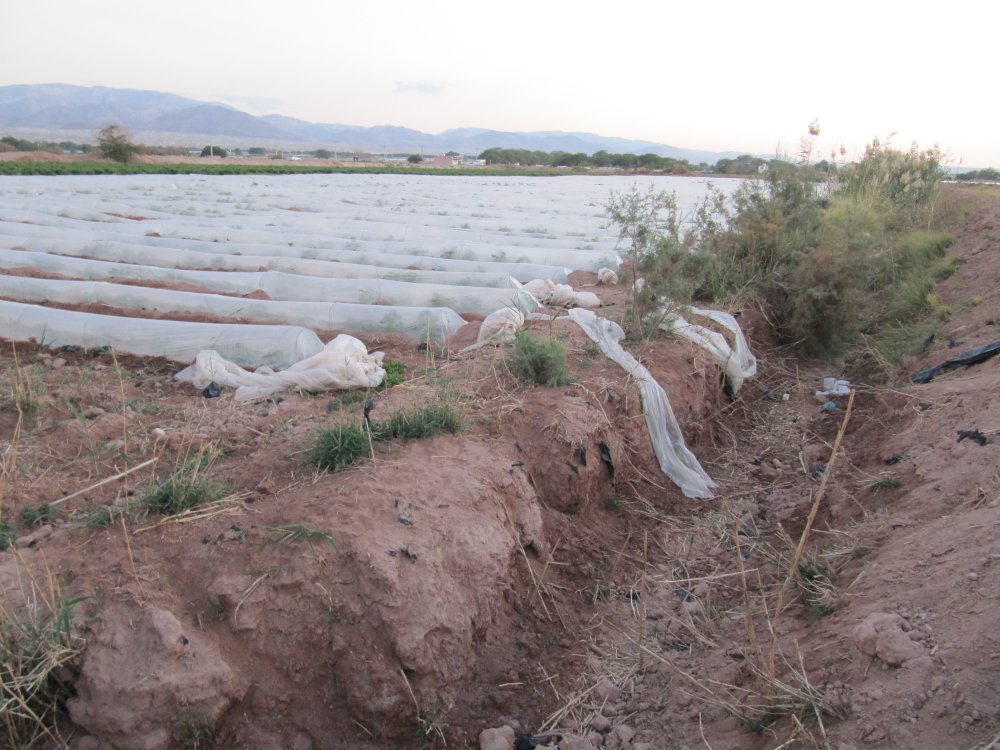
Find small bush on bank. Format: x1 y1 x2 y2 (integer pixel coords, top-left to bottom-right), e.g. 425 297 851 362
507 331 570 386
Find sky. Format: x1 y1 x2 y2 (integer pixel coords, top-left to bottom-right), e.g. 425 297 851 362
3 0 998 166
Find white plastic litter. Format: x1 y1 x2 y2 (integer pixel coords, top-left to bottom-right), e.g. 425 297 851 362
459 308 526 353
662 306 758 394
523 279 601 309
175 334 385 402
568 308 717 499
0 275 465 343
0 299 322 367
597 268 619 285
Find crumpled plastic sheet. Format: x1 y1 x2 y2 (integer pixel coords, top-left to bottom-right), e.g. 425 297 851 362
458 307 526 353
0 299 322 367
597 268 619 285
662 305 758 394
523 279 601 309
175 334 386 402
568 308 717 499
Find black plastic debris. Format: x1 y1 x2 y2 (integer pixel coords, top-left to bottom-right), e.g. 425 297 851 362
397 513 414 526
722 373 736 401
577 443 588 466
514 735 540 750
811 462 826 480
957 429 990 446
884 454 904 465
201 381 221 398
675 587 691 602
401 547 418 563
363 398 376 428
598 441 615 480
912 340 1000 384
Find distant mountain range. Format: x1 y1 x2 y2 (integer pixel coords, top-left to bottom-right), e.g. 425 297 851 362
0 83 740 163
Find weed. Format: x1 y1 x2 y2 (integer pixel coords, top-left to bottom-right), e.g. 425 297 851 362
84 507 113 529
326 389 368 412
267 523 337 550
378 403 464 439
0 591 85 748
796 559 839 616
0 522 13 551
20 503 56 528
308 424 371 472
143 449 230 515
174 713 212 750
381 361 407 389
507 331 570 387
864 476 902 492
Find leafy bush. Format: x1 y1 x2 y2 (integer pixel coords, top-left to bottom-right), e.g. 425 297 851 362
507 331 570 386
606 129 951 365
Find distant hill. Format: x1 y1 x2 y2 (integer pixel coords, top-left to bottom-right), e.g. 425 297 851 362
0 83 740 162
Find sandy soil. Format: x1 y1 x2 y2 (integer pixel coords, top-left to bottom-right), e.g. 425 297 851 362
0 187 998 750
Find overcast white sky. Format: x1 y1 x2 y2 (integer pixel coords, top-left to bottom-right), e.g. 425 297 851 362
3 0 998 166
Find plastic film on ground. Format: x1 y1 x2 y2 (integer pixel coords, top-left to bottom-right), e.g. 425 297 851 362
567 308 717 499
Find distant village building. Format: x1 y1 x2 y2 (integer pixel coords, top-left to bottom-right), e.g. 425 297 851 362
429 155 462 168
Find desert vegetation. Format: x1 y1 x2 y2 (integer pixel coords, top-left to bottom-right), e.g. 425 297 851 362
607 132 952 372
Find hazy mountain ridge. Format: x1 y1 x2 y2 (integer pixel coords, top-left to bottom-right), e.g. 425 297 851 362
0 83 738 161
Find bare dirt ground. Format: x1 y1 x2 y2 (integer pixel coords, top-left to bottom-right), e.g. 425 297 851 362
1 187 999 750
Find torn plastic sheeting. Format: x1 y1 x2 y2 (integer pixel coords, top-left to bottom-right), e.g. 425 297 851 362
661 306 757 394
459 307 526 353
0 299 322 367
175 334 385 402
912 340 1000 384
567 308 716 499
0 275 466 343
522 279 601 309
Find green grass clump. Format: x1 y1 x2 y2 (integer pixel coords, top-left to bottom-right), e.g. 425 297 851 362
20 504 56 528
267 523 337 550
307 424 371 472
507 331 570 387
143 453 230 515
0 595 85 748
381 361 407 389
378 403 464 439
0 522 13 551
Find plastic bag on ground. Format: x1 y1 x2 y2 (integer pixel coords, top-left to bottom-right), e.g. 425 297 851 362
523 279 601 309
175 334 385 402
597 268 619 285
458 308 526 353
567 308 716 499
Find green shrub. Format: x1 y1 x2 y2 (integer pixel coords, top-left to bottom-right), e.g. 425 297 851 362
307 424 371 472
507 331 570 386
381 361 406 389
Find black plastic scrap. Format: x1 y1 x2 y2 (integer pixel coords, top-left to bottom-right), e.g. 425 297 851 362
912 340 1000 384
957 429 990 446
201 381 221 398
598 441 615 480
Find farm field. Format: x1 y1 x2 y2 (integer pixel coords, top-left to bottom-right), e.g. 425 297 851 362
0 178 998 750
